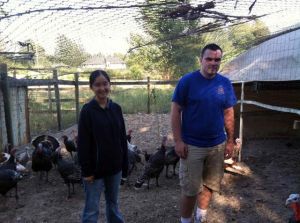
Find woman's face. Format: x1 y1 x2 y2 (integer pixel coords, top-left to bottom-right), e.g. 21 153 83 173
91 75 111 101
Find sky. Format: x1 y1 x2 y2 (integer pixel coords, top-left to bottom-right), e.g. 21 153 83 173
1 0 300 56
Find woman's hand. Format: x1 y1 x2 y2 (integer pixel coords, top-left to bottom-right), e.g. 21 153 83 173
83 175 95 183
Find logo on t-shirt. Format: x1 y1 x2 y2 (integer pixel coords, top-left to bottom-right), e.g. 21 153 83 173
217 85 224 95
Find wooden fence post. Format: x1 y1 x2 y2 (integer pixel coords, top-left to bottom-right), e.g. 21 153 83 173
48 85 52 113
53 69 62 131
147 76 150 114
74 72 80 123
0 63 14 146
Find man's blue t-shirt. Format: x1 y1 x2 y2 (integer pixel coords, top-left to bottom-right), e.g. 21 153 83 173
172 70 237 147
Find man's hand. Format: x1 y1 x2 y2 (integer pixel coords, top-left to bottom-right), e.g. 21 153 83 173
83 175 95 183
224 141 234 159
175 140 188 159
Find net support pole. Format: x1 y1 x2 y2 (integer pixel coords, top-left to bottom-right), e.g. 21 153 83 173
238 81 244 162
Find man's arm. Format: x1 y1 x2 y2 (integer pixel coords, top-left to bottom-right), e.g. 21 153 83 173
171 102 188 159
171 102 182 143
224 106 235 158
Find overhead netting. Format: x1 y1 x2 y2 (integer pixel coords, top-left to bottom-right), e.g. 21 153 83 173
1 0 300 60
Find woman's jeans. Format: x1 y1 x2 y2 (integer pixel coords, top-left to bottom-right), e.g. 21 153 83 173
82 171 125 223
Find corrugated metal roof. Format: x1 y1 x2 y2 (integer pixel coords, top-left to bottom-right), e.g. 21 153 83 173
221 28 300 81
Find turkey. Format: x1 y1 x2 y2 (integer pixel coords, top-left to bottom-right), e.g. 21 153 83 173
52 148 82 198
164 146 179 178
286 193 300 223
31 135 59 182
0 152 10 164
126 131 142 176
0 147 17 171
126 129 133 143
71 129 78 146
31 134 60 153
0 147 27 174
134 136 167 190
16 146 31 167
0 144 13 166
61 135 77 159
127 148 142 176
144 151 152 162
128 140 140 154
0 169 23 209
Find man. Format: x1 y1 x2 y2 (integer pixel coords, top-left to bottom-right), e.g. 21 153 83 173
171 43 237 223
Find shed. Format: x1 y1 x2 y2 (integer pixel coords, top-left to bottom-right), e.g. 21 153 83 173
81 56 106 69
81 55 126 70
221 28 300 139
0 75 29 151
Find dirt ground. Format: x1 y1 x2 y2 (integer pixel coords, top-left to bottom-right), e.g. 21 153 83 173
0 113 299 223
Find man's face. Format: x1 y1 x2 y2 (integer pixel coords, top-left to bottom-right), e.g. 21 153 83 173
200 49 222 78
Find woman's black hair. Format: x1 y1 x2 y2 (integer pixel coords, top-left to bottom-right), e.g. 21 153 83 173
89 70 111 88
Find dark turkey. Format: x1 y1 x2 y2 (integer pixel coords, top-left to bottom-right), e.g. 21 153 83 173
0 169 23 208
126 129 133 143
61 135 77 159
165 146 179 178
31 135 58 179
52 149 82 198
31 134 60 153
134 137 167 190
0 147 26 208
286 194 300 223
144 151 152 162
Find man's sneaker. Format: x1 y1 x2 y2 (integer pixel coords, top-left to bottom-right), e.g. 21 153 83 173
194 216 207 223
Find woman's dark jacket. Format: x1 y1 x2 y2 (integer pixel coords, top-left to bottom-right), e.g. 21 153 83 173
77 98 128 179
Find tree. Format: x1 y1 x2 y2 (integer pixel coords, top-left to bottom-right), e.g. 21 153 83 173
229 20 270 52
54 35 89 67
127 1 270 79
126 0 204 79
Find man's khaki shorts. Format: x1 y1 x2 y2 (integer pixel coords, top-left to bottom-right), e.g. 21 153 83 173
179 142 225 196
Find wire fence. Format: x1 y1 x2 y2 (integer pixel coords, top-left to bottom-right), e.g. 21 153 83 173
5 67 176 136
26 83 175 135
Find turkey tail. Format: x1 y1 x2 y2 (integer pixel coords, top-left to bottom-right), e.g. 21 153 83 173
31 135 60 151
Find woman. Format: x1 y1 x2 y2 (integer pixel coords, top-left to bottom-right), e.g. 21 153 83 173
77 70 128 223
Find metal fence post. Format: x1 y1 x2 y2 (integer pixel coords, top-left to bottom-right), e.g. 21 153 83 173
0 63 14 147
238 81 244 162
53 69 62 131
